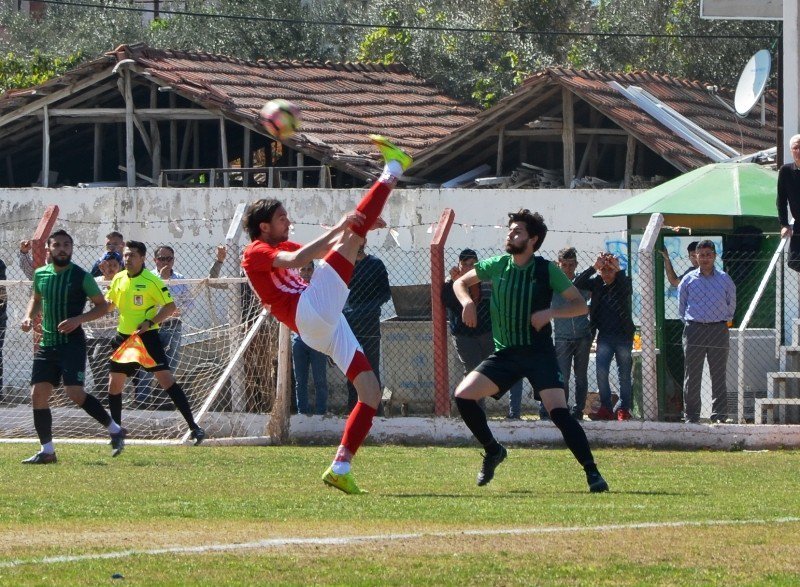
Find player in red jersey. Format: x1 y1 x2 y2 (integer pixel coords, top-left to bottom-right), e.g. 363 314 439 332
242 135 411 494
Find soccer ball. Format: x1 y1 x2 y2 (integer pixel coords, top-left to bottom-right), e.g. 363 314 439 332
259 99 301 141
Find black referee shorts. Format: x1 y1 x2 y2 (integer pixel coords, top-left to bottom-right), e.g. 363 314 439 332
109 329 171 376
31 337 87 387
475 344 564 402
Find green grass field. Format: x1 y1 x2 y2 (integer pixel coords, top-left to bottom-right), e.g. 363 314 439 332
0 443 799 586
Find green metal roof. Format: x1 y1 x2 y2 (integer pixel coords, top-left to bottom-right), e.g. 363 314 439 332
594 163 779 218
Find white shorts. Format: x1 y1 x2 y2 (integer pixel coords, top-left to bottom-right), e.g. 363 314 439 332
295 260 363 375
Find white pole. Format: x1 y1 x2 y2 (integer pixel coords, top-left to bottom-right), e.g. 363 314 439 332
637 213 664 421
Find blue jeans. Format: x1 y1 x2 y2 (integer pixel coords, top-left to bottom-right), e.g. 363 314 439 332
135 321 182 403
292 333 329 415
596 335 633 411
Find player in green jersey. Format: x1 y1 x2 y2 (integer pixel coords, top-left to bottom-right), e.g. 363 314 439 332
20 230 125 464
453 210 608 492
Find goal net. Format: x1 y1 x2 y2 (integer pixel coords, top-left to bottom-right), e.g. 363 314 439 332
0 276 289 443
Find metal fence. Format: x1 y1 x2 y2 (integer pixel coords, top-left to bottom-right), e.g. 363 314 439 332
0 230 795 425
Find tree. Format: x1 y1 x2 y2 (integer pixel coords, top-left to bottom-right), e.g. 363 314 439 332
357 0 592 106
0 50 83 94
568 0 779 87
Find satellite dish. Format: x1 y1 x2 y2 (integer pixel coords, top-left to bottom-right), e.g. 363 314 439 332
734 49 771 117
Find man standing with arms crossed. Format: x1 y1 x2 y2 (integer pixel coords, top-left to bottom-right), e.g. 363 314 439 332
20 230 125 463
452 210 608 492
242 135 411 494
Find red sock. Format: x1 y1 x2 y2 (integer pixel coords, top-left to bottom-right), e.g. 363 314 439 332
323 250 354 285
352 179 394 237
340 401 377 456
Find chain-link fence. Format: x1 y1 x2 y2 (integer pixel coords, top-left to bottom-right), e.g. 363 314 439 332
0 227 794 429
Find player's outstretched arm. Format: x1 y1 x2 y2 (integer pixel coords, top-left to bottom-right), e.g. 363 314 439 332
273 210 366 269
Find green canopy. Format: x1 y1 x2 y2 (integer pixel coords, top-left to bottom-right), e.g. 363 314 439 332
594 162 779 218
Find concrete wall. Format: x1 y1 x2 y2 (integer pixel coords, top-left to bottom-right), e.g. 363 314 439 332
0 186 633 257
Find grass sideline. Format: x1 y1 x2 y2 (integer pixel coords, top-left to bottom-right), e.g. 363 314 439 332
0 444 799 585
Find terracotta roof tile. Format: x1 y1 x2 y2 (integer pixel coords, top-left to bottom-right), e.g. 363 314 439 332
0 44 480 178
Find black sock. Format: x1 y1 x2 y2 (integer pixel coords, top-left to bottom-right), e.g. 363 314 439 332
165 383 198 430
455 397 497 449
108 394 122 426
550 407 595 469
81 393 112 427
32 408 53 446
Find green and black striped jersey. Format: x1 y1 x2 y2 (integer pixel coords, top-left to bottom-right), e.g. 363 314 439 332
475 254 572 351
33 263 101 347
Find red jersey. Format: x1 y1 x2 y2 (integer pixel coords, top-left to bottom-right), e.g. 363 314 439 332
241 240 308 331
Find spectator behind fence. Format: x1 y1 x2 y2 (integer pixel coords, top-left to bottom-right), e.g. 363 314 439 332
292 262 329 415
342 240 391 413
661 241 699 287
85 251 122 395
678 240 736 424
778 133 800 272
551 247 592 421
90 231 125 277
575 252 635 421
442 248 523 419
19 239 52 279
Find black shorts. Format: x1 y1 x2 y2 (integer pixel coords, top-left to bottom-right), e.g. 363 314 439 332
109 329 171 376
31 338 87 387
475 344 564 402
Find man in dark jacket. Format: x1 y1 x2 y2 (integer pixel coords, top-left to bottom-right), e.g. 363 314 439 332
442 249 523 418
574 252 635 421
343 241 391 411
778 134 800 272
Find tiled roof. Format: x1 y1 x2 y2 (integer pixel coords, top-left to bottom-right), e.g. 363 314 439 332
131 44 480 171
544 68 776 171
0 43 480 179
411 67 776 179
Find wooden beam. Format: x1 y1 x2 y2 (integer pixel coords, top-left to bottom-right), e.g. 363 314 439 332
296 152 304 188
42 105 50 187
242 128 251 187
624 134 637 188
496 126 505 176
505 127 628 137
575 134 596 179
169 93 177 169
93 123 103 181
32 108 221 120
0 68 114 128
150 86 161 184
562 88 575 187
193 121 200 168
123 71 135 188
219 117 229 188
